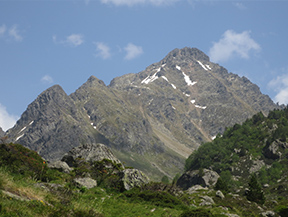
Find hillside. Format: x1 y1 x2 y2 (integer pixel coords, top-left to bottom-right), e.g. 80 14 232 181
1 139 287 217
177 107 288 215
5 47 279 180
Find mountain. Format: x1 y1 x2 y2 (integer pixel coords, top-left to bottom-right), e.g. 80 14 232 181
5 47 279 180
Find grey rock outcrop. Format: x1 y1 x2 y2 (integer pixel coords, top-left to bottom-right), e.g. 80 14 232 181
48 161 72 173
119 169 150 190
186 185 208 194
0 127 4 137
61 143 122 167
261 211 275 217
263 140 286 160
73 177 97 189
176 169 219 190
199 195 215 206
216 190 225 199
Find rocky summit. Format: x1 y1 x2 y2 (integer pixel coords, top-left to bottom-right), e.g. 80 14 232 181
5 47 279 180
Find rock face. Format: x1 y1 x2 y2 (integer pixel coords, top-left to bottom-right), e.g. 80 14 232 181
176 169 219 190
5 47 279 180
61 143 122 167
73 177 97 189
48 161 72 173
263 140 286 160
119 169 150 190
0 127 4 137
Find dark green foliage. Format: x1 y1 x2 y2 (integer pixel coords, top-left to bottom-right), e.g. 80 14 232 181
276 206 288 217
172 173 181 185
179 208 214 217
185 106 288 188
214 177 228 194
0 143 48 180
246 174 265 205
123 182 186 209
161 175 169 184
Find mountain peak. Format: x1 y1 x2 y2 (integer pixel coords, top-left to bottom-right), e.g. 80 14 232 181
163 47 210 63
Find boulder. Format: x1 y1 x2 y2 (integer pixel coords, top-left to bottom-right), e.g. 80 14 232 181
62 143 122 167
261 211 275 217
176 169 219 190
119 169 149 190
216 190 225 199
263 140 284 160
186 185 208 194
48 161 72 173
73 177 97 189
199 195 215 206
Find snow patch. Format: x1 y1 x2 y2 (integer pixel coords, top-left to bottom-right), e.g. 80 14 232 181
211 135 217 140
19 126 27 133
206 65 212 70
90 123 94 126
176 65 181 71
161 76 177 89
182 72 197 86
29 121 34 125
172 106 176 110
197 61 208 71
141 67 161 84
191 100 196 104
16 134 24 141
93 126 97 129
195 105 207 109
161 76 169 82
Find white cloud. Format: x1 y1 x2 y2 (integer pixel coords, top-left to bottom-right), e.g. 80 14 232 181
209 30 261 63
0 24 23 42
100 0 178 6
0 104 19 131
124 43 143 60
94 42 111 59
41 75 54 84
268 73 288 105
8 25 23 42
53 34 84 47
0 24 6 36
65 34 84 47
234 2 246 10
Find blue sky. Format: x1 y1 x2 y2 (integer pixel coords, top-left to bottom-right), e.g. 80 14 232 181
0 0 288 131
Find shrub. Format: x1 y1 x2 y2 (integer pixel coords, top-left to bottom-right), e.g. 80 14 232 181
180 208 213 217
246 174 265 205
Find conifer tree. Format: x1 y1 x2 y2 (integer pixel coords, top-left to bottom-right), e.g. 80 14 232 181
246 174 265 205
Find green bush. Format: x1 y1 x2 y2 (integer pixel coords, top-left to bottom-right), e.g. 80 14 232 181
0 143 48 181
246 174 265 205
180 208 213 217
124 187 185 209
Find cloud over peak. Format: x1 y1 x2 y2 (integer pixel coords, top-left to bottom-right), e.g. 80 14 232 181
268 72 288 105
94 42 111 59
124 43 143 60
0 104 18 131
41 75 54 84
209 30 261 63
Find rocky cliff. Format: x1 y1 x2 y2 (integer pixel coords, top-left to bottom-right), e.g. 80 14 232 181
5 47 279 180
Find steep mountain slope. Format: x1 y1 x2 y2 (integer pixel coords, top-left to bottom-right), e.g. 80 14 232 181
6 47 279 180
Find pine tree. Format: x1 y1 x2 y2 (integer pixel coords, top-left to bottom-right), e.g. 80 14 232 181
246 174 265 205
